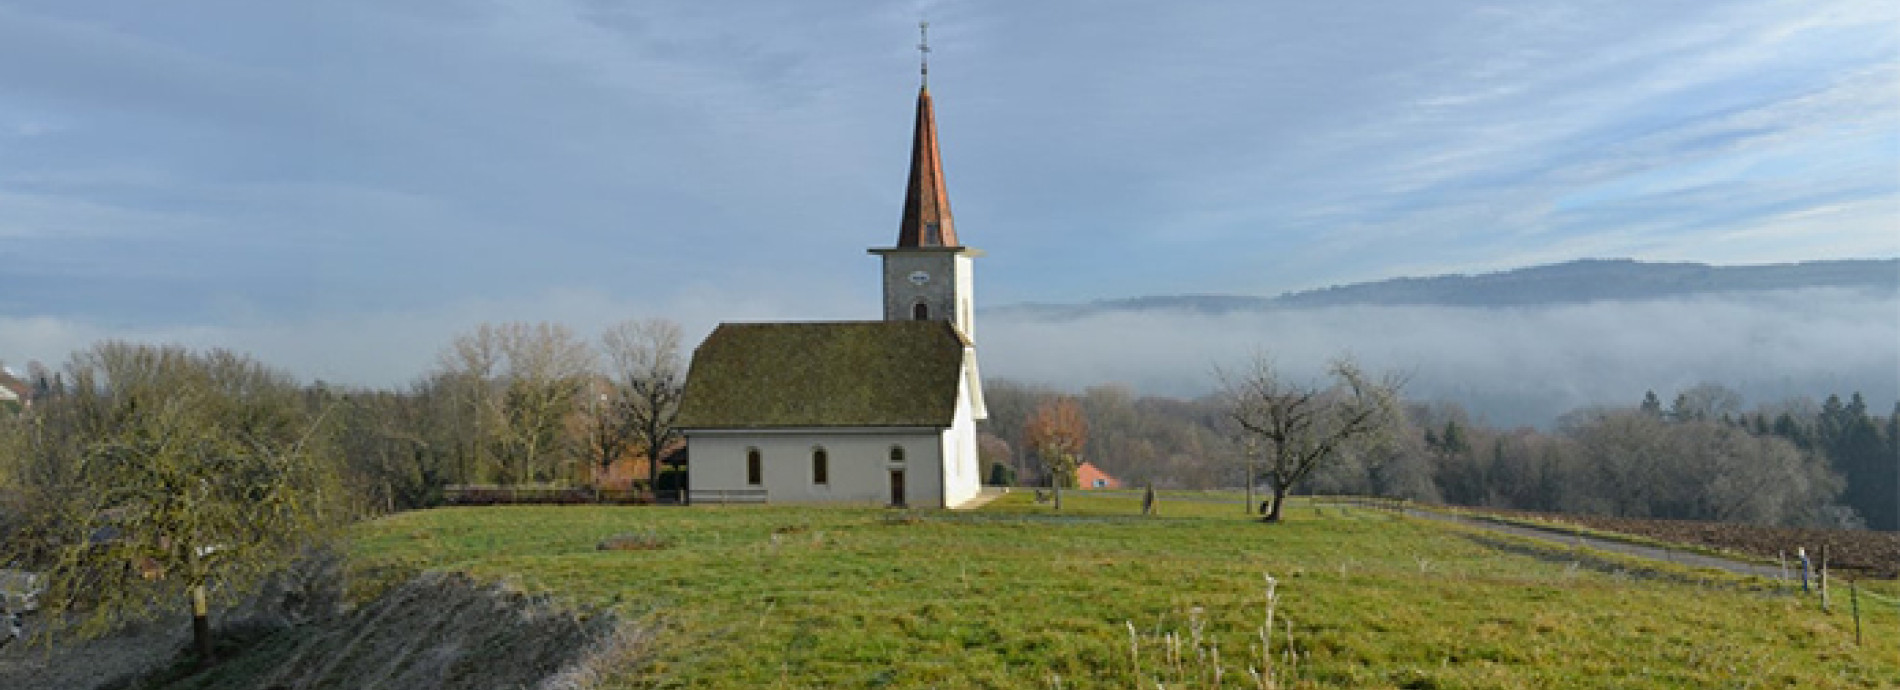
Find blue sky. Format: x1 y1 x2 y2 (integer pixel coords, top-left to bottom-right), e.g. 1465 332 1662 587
0 0 1895 392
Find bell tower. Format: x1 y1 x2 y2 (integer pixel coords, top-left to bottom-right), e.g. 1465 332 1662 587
870 21 981 342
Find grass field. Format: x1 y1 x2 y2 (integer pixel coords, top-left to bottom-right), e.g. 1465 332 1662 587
344 493 1899 689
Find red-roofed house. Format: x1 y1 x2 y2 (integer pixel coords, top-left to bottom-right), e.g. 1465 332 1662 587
1075 462 1121 490
0 371 30 412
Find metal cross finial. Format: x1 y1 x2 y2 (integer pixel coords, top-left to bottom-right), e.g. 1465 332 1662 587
918 21 930 87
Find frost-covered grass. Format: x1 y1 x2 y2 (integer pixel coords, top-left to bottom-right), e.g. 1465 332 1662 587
344 493 1899 688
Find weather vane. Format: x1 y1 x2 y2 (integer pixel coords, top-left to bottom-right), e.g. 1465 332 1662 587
918 20 930 87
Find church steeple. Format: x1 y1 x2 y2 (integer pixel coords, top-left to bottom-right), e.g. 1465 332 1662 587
871 22 986 421
896 23 956 248
873 22 979 343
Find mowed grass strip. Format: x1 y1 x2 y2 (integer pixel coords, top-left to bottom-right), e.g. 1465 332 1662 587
346 493 1900 689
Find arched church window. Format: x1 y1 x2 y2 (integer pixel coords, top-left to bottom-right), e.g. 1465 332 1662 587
913 303 929 321
812 447 829 485
746 448 762 486
890 446 905 464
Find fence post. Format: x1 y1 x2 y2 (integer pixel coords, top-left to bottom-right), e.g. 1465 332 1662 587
1821 545 1830 613
1850 580 1861 646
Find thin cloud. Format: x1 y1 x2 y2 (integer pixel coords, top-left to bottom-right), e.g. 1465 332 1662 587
0 0 1891 371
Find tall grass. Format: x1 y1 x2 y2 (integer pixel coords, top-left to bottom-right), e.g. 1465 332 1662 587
1119 573 1299 689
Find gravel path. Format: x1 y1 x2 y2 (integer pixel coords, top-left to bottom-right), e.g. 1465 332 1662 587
1391 505 1787 580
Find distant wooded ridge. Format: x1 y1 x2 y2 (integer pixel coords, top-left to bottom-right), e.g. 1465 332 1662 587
995 258 1900 316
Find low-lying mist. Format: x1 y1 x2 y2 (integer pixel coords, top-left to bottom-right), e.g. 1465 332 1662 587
980 288 1899 428
3 287 1892 429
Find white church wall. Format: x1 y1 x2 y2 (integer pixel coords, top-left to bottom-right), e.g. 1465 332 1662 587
939 374 983 507
953 253 975 342
688 429 948 506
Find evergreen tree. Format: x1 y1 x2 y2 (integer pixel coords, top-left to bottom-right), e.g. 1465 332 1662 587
1670 393 1695 422
1888 403 1900 468
1823 392 1894 530
1819 394 1847 444
1771 412 1809 449
1639 391 1663 417
1888 404 1900 530
987 461 1016 487
1441 420 1470 455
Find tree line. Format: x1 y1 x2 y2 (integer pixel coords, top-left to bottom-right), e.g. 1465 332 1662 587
0 321 684 662
326 319 687 511
1 332 1892 663
7 338 1889 529
981 379 1898 530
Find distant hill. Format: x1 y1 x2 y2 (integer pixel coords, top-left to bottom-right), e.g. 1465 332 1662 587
997 258 1900 316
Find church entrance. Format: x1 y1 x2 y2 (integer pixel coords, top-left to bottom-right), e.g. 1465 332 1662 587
889 469 906 507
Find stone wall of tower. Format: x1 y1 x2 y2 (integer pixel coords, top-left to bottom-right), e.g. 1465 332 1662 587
879 250 974 341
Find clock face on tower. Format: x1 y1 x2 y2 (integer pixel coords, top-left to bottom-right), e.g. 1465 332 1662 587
908 270 931 286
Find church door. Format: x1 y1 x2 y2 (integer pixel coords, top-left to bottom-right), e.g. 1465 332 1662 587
889 469 906 507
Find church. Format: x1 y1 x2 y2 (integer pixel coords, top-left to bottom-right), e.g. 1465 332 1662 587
674 52 988 508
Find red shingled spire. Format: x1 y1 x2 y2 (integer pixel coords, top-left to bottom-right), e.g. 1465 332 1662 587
896 84 957 248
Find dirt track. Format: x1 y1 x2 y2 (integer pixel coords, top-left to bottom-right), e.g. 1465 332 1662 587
1398 508 1788 579
1463 508 1900 578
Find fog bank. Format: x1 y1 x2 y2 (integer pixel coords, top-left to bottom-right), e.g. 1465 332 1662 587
981 288 1899 428
4 288 1893 428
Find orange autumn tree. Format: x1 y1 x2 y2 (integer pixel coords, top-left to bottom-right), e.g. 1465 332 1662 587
1024 395 1088 510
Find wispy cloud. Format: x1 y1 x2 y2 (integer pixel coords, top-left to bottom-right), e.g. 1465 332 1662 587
0 0 1892 399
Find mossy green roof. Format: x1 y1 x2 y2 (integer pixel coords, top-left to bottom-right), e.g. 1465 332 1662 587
676 321 969 429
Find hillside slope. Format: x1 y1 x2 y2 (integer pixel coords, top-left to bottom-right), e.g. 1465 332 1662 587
96 572 642 690
302 503 1900 687
1000 258 1899 316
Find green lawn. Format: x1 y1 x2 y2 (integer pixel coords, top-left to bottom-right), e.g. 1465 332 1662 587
346 493 1899 689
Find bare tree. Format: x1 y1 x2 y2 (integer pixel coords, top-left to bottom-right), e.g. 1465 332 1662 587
600 319 685 499
1563 408 1671 517
1025 395 1088 510
1 342 341 666
1222 354 1402 523
437 322 595 484
330 387 456 512
581 377 633 482
1563 409 1841 524
1669 383 1745 422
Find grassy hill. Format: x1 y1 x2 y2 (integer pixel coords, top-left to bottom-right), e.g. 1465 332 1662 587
347 495 1898 688
180 494 1900 688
